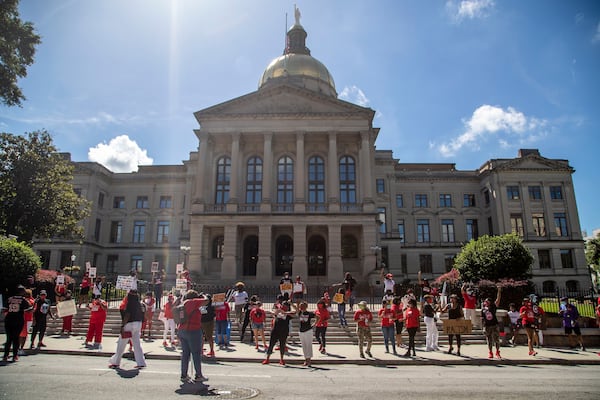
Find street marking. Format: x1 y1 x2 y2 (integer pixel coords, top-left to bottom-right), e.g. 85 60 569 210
89 368 271 378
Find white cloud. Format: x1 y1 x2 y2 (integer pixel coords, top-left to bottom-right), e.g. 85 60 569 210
593 21 600 44
437 105 547 157
339 85 370 107
446 0 495 23
88 135 153 173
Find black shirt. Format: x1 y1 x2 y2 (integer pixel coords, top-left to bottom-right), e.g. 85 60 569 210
298 310 315 332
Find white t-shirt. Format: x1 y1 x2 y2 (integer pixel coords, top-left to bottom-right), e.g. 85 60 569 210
231 290 248 306
383 278 395 293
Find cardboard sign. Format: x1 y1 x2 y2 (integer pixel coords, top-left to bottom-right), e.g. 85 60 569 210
280 283 293 292
85 261 91 272
151 261 159 273
333 293 345 304
176 263 184 274
116 275 135 291
56 299 77 318
88 267 97 279
442 319 472 335
56 275 65 285
176 278 188 290
212 293 226 303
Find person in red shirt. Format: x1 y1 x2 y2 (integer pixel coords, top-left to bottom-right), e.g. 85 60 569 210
177 290 209 383
60 290 74 335
315 298 330 354
461 283 477 328
353 301 373 358
78 272 91 307
391 296 405 349
519 297 537 356
18 289 35 355
403 298 420 357
85 295 108 349
250 301 267 350
162 294 176 347
214 300 231 348
142 292 156 340
378 299 397 354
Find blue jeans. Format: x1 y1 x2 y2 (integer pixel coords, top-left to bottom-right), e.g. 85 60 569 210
178 329 203 378
337 303 347 326
381 325 396 351
215 320 228 344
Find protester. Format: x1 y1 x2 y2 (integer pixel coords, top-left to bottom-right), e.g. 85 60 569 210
334 288 348 327
297 301 315 366
442 294 463 356
177 290 209 383
262 295 294 365
315 298 330 355
422 294 439 351
519 297 538 356
279 272 293 299
200 294 216 357
54 271 67 302
506 303 521 346
378 299 397 354
78 272 91 307
292 276 306 309
215 299 231 349
240 295 257 343
162 293 177 347
59 290 74 335
229 282 248 329
18 289 35 355
92 276 103 300
461 283 477 328
250 301 267 351
380 269 395 295
404 298 420 357
559 297 586 351
152 270 164 309
30 289 54 349
3 285 32 362
354 300 373 358
418 270 432 302
481 286 502 359
108 289 146 369
342 273 357 310
84 295 108 350
391 296 405 348
142 292 156 340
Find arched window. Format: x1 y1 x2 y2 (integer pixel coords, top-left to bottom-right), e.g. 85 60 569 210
242 235 258 276
246 157 262 204
307 236 327 276
277 156 294 204
339 156 356 204
341 235 358 258
566 280 579 293
212 236 224 259
308 156 325 204
542 280 556 294
215 157 231 204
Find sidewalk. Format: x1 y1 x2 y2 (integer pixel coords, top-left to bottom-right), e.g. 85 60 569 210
7 333 600 366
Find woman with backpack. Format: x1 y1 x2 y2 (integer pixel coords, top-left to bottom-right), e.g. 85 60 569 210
177 290 209 383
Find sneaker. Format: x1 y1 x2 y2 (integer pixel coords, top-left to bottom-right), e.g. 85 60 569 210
194 375 208 383
180 375 191 383
426 347 433 352
528 350 537 356
108 364 119 369
320 348 326 354
360 353 365 358
456 350 461 356
261 359 270 365
207 350 215 357
279 359 285 365
488 351 493 359
2 357 8 362
38 343 46 348
97 344 103 351
495 350 501 359
163 341 168 347
365 351 372 357
12 356 19 362
17 349 25 356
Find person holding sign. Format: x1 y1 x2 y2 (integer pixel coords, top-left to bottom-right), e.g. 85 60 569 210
54 271 67 303
441 294 464 356
30 290 55 349
333 288 347 327
229 282 248 329
292 276 306 309
481 286 502 359
85 295 108 350
279 272 293 298
108 290 146 369
78 272 91 308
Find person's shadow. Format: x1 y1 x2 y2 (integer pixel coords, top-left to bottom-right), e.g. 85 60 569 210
175 382 214 395
114 368 140 379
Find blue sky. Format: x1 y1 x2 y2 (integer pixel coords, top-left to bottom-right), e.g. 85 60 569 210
2 0 600 235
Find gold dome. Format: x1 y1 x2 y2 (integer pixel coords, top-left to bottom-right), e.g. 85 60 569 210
259 53 336 96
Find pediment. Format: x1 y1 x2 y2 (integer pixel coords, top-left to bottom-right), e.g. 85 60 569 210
195 83 373 120
411 209 435 216
436 208 460 216
495 155 572 172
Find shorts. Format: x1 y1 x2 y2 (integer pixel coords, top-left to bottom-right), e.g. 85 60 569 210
292 292 304 300
251 322 264 330
394 320 404 334
20 321 33 338
80 287 90 296
564 326 581 335
202 320 215 341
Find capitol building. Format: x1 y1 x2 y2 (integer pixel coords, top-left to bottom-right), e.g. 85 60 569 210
33 14 591 294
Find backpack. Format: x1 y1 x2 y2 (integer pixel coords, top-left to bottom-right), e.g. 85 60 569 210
173 303 187 325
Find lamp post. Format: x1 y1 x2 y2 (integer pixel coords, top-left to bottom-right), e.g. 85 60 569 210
370 246 381 271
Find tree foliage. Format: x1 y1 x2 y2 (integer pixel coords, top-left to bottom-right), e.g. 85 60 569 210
454 233 533 283
585 234 600 270
0 130 91 243
0 0 42 107
0 237 40 296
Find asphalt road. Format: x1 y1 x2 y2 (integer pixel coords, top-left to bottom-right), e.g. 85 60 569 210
1 354 599 399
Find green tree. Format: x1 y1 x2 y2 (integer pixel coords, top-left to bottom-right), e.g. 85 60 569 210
0 237 40 296
0 130 91 243
585 234 600 286
454 233 533 283
0 0 42 107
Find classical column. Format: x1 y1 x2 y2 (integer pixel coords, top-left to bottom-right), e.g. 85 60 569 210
362 223 378 277
192 131 210 212
256 224 272 281
221 224 238 280
293 224 307 278
261 133 273 212
359 131 374 211
227 133 240 211
295 132 305 211
328 223 343 280
188 222 204 276
328 132 340 211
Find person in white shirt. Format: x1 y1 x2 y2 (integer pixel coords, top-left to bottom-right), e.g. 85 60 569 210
229 282 248 328
380 268 395 295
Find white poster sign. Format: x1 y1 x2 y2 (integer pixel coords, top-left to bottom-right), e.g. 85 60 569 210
176 279 188 291
176 263 184 274
88 267 97 279
56 299 77 318
56 275 65 285
85 261 91 272
116 275 135 291
151 261 159 273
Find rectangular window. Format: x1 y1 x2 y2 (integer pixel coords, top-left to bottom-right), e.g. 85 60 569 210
415 194 428 208
560 249 573 268
507 186 520 200
396 194 404 208
510 214 524 237
113 196 125 209
538 249 551 269
107 255 118 274
397 220 405 243
109 221 122 243
131 255 143 273
532 213 546 237
528 186 542 200
417 219 430 243
550 186 563 200
378 207 386 234
159 196 173 209
157 221 170 243
439 194 452 207
136 196 149 209
132 221 145 243
463 194 476 207
401 254 408 274
444 254 455 273
441 219 455 242
554 213 568 236
419 254 433 274
94 219 101 242
466 219 479 241
98 192 105 209
376 179 385 194
39 250 51 269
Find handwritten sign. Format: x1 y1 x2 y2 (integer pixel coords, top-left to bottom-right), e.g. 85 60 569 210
442 319 472 335
85 261 91 272
56 275 65 285
212 293 226 303
176 279 188 291
151 262 159 273
88 267 97 279
176 263 184 274
116 275 135 291
333 293 345 304
280 283 293 293
56 299 77 318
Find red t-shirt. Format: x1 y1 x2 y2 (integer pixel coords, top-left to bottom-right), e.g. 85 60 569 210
391 303 404 322
178 298 206 331
24 298 35 322
315 307 330 327
164 301 174 319
214 302 230 321
519 305 536 325
378 307 396 327
249 307 266 324
404 306 420 329
462 293 476 309
80 277 91 289
89 299 107 323
353 309 373 327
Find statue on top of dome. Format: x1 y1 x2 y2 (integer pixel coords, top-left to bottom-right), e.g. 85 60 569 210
294 5 301 26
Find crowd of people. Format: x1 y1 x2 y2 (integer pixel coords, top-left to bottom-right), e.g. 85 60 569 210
3 268 596 387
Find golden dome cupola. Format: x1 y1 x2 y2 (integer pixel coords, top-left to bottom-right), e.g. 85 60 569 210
259 6 337 97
